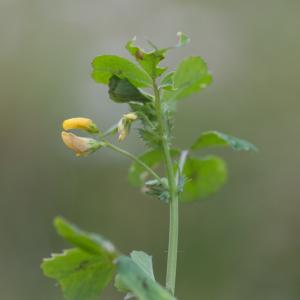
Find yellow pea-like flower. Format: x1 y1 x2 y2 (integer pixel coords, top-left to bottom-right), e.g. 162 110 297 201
117 119 128 142
62 117 99 133
61 131 102 157
117 113 138 142
123 113 138 121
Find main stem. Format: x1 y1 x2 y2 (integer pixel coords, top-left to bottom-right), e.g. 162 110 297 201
153 80 179 295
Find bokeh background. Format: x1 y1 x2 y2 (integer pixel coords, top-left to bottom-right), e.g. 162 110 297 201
1 0 300 299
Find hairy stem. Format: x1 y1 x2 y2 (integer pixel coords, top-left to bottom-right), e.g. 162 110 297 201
153 81 178 295
105 142 161 183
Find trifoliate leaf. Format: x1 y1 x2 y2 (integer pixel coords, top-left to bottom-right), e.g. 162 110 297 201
162 56 212 102
42 248 115 300
115 256 176 300
108 75 151 104
191 131 258 152
54 217 116 257
128 149 179 187
181 156 227 203
126 38 167 79
91 55 152 88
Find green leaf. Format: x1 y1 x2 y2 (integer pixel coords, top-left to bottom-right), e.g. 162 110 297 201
42 248 115 300
181 156 227 203
54 217 116 257
126 38 167 79
162 56 212 102
91 55 152 88
108 75 151 104
128 149 179 187
159 72 175 90
191 131 258 152
116 256 176 300
130 251 155 280
175 32 190 48
115 251 155 299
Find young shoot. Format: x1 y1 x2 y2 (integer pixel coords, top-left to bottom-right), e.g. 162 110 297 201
42 32 257 300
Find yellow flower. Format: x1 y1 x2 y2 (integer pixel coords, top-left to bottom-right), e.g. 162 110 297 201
117 119 128 142
62 117 99 133
61 131 102 157
117 113 138 141
123 113 138 121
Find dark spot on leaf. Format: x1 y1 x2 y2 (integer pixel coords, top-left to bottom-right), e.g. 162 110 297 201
142 280 149 290
135 49 144 60
75 260 89 271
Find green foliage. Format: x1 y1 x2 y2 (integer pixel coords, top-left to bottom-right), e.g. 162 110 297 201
130 251 155 280
126 37 167 79
181 156 227 203
92 55 152 88
160 72 175 90
115 251 156 299
42 218 116 300
191 131 258 152
162 56 212 102
116 256 176 300
54 217 116 256
108 75 151 103
42 248 115 300
46 32 258 300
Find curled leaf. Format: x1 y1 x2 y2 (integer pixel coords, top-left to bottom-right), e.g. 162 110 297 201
109 75 151 104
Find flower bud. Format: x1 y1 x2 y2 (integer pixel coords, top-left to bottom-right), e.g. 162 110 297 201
123 112 138 121
61 131 102 157
117 119 128 142
62 117 99 133
117 113 138 142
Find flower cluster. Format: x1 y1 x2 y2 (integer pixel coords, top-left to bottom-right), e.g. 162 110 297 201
61 117 101 157
61 113 138 156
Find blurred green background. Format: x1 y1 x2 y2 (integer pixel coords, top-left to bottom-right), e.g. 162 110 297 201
1 0 300 299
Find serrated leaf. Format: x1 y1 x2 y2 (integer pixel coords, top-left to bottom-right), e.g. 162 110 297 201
191 131 258 152
128 149 179 187
162 56 212 102
54 217 116 257
91 55 152 88
42 248 115 300
116 256 176 300
108 75 151 104
181 156 227 203
126 38 167 79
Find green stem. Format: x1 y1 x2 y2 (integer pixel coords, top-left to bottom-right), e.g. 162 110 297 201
105 142 161 183
153 80 178 295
